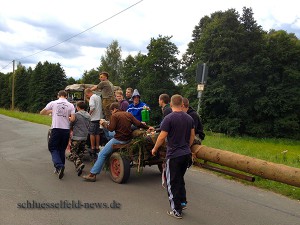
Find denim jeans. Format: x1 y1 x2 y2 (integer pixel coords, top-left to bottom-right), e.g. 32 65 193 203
48 128 70 169
90 138 129 174
103 128 115 141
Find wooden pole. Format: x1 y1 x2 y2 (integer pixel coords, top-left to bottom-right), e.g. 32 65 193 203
11 60 15 110
191 145 300 188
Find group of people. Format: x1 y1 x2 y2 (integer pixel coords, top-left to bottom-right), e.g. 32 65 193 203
40 71 205 219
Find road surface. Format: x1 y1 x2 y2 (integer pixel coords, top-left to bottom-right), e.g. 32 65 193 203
0 114 299 225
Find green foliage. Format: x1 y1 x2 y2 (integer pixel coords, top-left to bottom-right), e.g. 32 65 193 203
121 53 146 90
67 77 77 85
0 73 11 109
81 69 99 84
98 40 123 86
137 35 181 125
27 61 67 113
182 7 299 139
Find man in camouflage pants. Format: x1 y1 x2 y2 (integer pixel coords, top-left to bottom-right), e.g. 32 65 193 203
69 101 91 176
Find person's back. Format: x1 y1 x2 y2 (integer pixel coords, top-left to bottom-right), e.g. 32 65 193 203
151 94 195 219
161 111 194 159
70 101 91 176
40 90 76 179
49 97 75 129
72 103 91 140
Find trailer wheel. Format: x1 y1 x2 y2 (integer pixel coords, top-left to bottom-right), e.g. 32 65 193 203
109 152 130 184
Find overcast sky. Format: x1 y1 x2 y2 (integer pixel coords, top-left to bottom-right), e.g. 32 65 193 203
1 0 299 79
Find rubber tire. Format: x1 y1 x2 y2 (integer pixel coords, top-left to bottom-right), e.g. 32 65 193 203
109 152 130 184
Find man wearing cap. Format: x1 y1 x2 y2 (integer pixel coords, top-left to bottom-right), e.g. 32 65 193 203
126 89 150 121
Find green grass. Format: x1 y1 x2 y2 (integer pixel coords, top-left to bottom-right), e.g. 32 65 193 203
0 108 52 126
201 132 300 200
1 108 300 200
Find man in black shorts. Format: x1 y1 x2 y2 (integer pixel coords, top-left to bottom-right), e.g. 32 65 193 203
151 94 195 219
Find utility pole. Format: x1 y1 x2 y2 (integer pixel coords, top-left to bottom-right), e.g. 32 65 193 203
11 60 15 110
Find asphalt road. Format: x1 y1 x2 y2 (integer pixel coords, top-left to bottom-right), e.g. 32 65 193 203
0 114 299 225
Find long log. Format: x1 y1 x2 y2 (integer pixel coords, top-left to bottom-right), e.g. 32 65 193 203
191 145 300 188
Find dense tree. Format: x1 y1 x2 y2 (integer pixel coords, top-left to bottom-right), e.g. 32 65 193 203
120 52 146 90
138 35 181 125
253 30 300 139
28 61 67 113
14 64 30 111
98 40 123 85
67 77 77 85
0 72 11 109
81 69 99 84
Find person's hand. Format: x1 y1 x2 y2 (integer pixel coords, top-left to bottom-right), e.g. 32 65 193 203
151 148 157 156
147 126 155 133
100 119 106 125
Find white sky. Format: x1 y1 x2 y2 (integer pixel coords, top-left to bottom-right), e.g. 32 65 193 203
0 0 299 79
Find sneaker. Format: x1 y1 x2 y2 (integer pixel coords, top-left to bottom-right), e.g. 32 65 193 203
167 210 182 219
82 173 96 182
53 168 59 174
76 163 85 176
181 202 187 210
58 167 65 179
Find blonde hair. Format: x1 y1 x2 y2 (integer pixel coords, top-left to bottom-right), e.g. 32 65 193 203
115 90 123 96
171 94 183 107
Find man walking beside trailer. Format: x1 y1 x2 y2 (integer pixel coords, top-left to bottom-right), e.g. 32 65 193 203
151 94 195 219
40 90 76 179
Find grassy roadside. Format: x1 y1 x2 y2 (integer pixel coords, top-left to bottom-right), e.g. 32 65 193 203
0 108 52 126
1 108 299 200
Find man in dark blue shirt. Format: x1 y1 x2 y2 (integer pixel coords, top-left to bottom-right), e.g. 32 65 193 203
151 94 195 219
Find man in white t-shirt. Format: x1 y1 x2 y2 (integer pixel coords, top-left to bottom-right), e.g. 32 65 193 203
85 88 103 158
40 90 75 179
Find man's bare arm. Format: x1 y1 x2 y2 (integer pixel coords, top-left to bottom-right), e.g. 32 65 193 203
40 108 51 115
151 131 168 156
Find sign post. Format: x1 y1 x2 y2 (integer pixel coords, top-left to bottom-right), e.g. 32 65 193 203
196 63 208 113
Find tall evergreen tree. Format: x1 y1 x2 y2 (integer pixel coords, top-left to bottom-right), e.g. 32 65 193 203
28 61 67 112
14 63 30 111
0 72 11 109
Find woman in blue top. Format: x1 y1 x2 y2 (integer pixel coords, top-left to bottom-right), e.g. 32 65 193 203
126 89 149 121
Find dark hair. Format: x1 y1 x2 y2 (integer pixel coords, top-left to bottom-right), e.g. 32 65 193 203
100 71 109 78
182 97 189 108
58 90 67 97
159 94 170 104
109 102 120 110
76 101 86 110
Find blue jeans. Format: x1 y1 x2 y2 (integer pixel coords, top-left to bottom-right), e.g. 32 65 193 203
90 138 129 174
103 128 115 141
48 128 70 169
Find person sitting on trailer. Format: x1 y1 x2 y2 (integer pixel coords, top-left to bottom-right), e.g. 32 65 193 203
82 102 154 182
